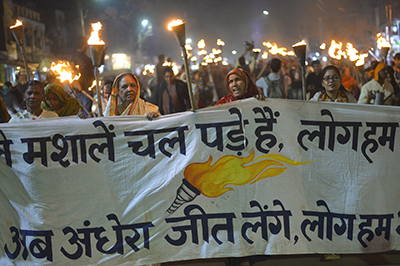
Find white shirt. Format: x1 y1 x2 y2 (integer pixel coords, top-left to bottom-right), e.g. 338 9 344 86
9 109 58 123
357 79 394 105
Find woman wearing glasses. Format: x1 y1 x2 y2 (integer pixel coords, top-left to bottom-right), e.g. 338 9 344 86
310 65 356 103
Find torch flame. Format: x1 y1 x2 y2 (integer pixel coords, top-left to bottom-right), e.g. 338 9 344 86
50 61 81 83
355 53 368 67
346 42 359 62
10 19 22 29
261 51 268 60
320 43 326 50
185 44 193 51
87 22 105 45
88 80 96 91
198 39 206 49
376 33 391 49
293 40 306 47
168 19 184 31
328 40 344 60
262 41 294 57
217 39 225 46
184 151 312 198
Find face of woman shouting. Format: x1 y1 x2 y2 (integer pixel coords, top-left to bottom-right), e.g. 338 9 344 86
228 74 246 98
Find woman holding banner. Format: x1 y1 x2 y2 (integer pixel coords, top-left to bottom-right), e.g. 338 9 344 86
310 65 356 103
216 68 262 105
104 73 160 120
9 81 59 122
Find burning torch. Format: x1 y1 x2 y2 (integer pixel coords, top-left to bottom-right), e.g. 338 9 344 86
377 34 391 63
87 22 105 117
10 20 30 81
292 40 307 100
168 19 196 112
50 61 94 115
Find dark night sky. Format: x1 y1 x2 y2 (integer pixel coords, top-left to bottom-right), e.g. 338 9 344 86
26 0 387 63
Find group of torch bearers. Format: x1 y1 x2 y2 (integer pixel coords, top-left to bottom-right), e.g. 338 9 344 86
4 18 399 123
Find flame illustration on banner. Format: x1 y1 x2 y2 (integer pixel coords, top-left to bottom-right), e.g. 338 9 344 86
167 151 313 213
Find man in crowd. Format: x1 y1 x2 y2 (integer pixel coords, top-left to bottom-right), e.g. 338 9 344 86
70 36 95 117
256 58 287 98
155 54 166 85
358 62 394 105
154 67 190 115
306 60 323 99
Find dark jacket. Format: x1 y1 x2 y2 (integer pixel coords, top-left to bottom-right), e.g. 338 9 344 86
155 79 190 115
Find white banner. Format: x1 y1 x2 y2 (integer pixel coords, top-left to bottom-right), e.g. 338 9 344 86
1 98 400 265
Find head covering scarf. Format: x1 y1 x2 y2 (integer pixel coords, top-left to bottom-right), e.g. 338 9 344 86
0 97 10 123
216 68 259 105
41 84 82 117
369 62 386 81
104 73 144 116
318 88 349 102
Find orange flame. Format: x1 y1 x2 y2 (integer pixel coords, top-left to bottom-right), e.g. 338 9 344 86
346 43 359 62
320 43 326 50
217 39 225 46
293 40 306 47
198 39 206 49
88 22 105 45
376 33 391 49
262 42 294 57
355 53 368 66
184 151 312 198
185 44 193 51
197 49 207 56
212 48 222 55
50 61 81 83
168 19 184 31
328 40 345 60
10 19 22 29
261 51 268 59
88 80 96 91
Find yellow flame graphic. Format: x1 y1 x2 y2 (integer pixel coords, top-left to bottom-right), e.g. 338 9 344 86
184 151 313 198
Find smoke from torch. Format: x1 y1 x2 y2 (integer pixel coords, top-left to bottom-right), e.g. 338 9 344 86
166 152 313 214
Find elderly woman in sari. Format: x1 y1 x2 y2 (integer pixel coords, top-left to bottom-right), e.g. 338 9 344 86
41 83 83 117
9 80 58 122
310 65 357 103
216 68 262 105
104 73 160 119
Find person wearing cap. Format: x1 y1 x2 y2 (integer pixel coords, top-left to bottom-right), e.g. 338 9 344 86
357 62 395 105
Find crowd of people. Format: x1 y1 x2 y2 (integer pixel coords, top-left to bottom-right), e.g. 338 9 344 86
1 38 400 124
